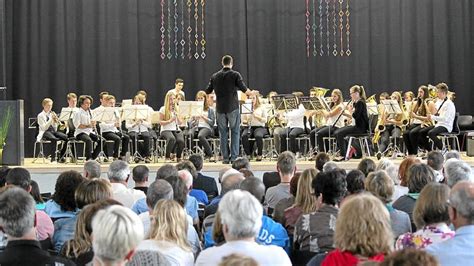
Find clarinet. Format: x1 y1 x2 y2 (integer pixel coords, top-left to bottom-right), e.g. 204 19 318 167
114 109 123 134
88 109 97 135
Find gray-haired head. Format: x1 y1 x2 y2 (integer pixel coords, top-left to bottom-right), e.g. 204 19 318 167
322 161 339 173
218 189 263 240
155 164 178 180
240 177 265 203
445 159 473 188
444 150 461 161
92 205 144 264
385 165 400 186
107 160 131 183
132 165 149 183
218 166 232 182
221 173 245 195
84 160 101 179
449 181 474 225
277 151 296 176
0 187 36 238
376 158 395 171
146 180 174 209
178 170 193 190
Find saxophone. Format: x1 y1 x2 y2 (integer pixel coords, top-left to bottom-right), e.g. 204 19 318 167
372 108 386 144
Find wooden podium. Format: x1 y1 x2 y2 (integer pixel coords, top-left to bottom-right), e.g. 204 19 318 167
0 100 24 165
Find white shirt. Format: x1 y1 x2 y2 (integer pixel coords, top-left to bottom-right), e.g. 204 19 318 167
326 103 345 128
197 109 213 129
195 240 291 266
110 183 146 208
73 108 94 137
167 88 185 100
285 104 306 129
159 106 180 132
94 105 119 133
137 240 194 266
125 105 153 133
432 98 455 132
242 106 267 127
36 110 58 142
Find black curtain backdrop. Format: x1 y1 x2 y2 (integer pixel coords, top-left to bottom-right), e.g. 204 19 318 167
2 0 473 156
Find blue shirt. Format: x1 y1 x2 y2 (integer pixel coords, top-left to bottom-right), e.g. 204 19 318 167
426 225 474 266
44 200 78 219
53 216 77 253
204 215 290 254
190 189 209 205
131 198 149 215
185 195 199 221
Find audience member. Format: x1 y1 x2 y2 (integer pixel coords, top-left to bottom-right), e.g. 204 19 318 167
30 180 46 210
178 169 199 225
0 187 73 265
0 166 10 187
239 168 254 178
83 159 101 179
393 163 434 229
273 172 300 224
45 170 84 220
321 193 393 265
322 161 339 172
232 156 250 171
262 171 281 192
137 199 194 265
294 169 347 253
365 170 411 238
427 151 445 182
156 164 179 180
132 165 150 194
376 158 395 171
426 181 474 265
398 156 421 187
264 151 296 210
358 158 376 177
91 205 144 265
345 169 365 195
107 160 145 208
195 190 291 265
444 159 473 188
380 249 439 266
396 183 454 249
205 172 244 218
189 154 219 200
444 150 460 161
314 152 330 171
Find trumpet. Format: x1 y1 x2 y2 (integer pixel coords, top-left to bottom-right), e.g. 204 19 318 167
51 111 67 131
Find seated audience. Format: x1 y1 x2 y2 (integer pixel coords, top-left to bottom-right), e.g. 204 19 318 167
0 187 73 265
444 159 473 188
321 193 393 265
322 161 339 172
365 170 411 238
107 160 145 208
264 151 296 211
398 156 421 193
156 163 179 180
376 159 403 203
204 172 244 218
138 180 174 237
44 170 84 220
380 249 439 266
195 190 291 265
444 150 460 161
132 165 150 194
262 171 281 192
427 151 445 183
30 180 46 210
294 169 347 253
178 169 199 225
396 183 454 249
345 169 365 196
90 205 144 265
83 159 101 179
0 166 11 187
273 172 300 224
137 199 194 265
189 154 218 200
232 156 250 171
426 181 474 265
314 152 330 172
357 158 376 177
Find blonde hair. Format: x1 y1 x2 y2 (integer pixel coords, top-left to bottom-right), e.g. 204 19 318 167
218 254 259 266
334 193 393 257
42 98 53 107
251 92 262 109
365 170 394 204
67 93 77 100
331 89 343 106
133 94 146 104
163 91 176 121
196 90 209 111
74 178 113 209
293 168 318 213
149 199 191 251
350 85 367 100
413 183 450 229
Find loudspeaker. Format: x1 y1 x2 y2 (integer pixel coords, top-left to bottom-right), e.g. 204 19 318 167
467 132 474 157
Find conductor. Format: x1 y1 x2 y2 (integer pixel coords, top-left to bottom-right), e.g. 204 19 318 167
205 55 254 164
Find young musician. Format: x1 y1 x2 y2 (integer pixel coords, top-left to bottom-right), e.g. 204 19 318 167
126 94 153 163
99 95 130 160
334 85 369 161
167 78 186 100
309 89 345 153
36 98 68 163
73 95 101 160
159 91 185 162
376 91 406 156
98 91 109 108
277 92 308 156
417 83 456 152
186 90 215 160
403 85 435 155
403 91 415 113
61 93 79 137
241 93 269 161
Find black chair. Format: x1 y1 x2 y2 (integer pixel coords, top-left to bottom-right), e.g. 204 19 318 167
438 112 460 151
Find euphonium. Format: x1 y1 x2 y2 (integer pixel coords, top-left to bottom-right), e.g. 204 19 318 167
421 98 434 128
366 94 377 104
312 87 329 127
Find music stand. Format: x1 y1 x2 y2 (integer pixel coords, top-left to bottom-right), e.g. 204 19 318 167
121 99 133 107
272 94 298 153
179 101 204 158
122 105 150 161
93 107 118 161
380 99 403 158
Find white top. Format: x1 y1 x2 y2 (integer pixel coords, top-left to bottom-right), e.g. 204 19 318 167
125 106 153 133
36 110 58 142
285 104 306 129
167 88 186 100
432 98 456 132
195 240 291 266
137 240 194 266
392 185 409 203
94 105 119 133
197 109 212 129
110 183 146 208
73 108 94 137
326 103 345 128
159 106 180 132
243 106 267 127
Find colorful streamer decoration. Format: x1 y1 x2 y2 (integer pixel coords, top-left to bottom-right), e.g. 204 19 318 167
160 0 206 60
307 0 351 57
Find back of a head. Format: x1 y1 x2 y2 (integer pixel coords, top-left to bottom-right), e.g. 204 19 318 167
449 181 474 224
445 159 473 188
132 165 149 183
5 167 31 190
346 169 366 195
164 175 188 207
232 157 250 171
75 178 113 209
107 160 130 182
0 166 11 187
176 160 197 180
322 161 339 173
380 249 439 266
178 170 193 190
319 169 347 205
218 190 263 240
53 170 85 212
399 156 421 187
156 164 179 180
413 183 450 229
335 193 393 258
315 152 330 171
444 150 461 161
294 168 318 213
240 177 265 203
222 55 233 66
0 187 35 238
146 180 174 209
218 167 232 182
365 170 394 204
407 164 434 193
277 151 296 176
84 160 101 179
188 154 203 171
358 158 376 177
289 172 301 197
427 151 444 171
376 158 395 171
92 205 144 264
221 173 245 195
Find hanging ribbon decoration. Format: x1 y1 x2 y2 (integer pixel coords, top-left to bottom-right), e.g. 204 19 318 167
305 0 310 58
